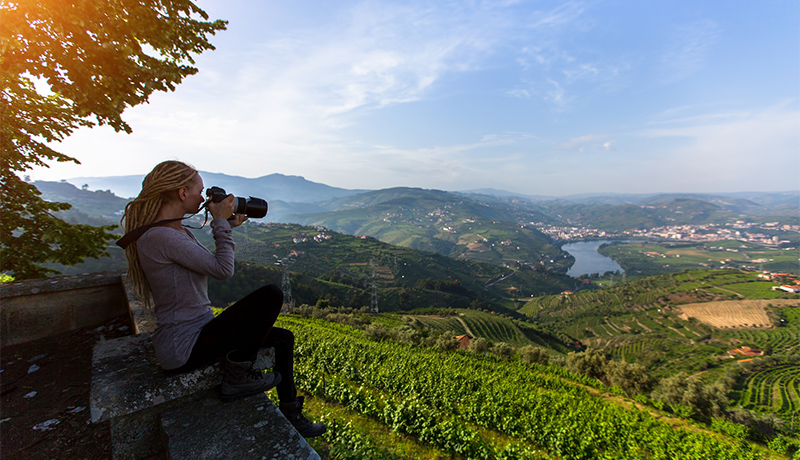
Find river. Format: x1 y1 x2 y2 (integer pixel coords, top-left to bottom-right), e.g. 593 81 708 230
562 240 624 277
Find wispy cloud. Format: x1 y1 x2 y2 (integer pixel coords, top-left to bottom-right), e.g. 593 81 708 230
28 0 798 197
506 2 627 109
660 19 721 82
635 105 800 190
558 134 614 153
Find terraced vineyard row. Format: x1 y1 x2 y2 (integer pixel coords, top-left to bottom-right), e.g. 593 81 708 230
725 307 800 355
460 311 530 346
405 310 534 347
734 365 800 416
729 328 800 355
281 315 770 459
408 315 466 334
608 338 666 359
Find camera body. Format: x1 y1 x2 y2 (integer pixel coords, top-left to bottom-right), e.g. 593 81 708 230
206 186 268 219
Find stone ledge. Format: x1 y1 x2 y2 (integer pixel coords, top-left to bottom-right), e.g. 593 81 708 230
90 332 274 424
120 273 157 334
161 390 320 460
0 271 126 298
0 271 130 347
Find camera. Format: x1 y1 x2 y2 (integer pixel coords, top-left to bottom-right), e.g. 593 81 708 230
206 186 268 219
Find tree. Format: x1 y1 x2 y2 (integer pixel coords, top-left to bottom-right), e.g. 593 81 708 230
469 337 489 354
0 0 227 279
652 374 727 424
566 348 608 381
364 323 391 342
491 342 514 360
391 325 421 345
604 360 653 396
518 345 549 365
433 332 460 351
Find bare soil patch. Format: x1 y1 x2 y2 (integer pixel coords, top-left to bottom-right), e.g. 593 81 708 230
666 292 701 304
676 300 799 329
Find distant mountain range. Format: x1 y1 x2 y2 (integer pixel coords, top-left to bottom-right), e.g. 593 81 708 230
42 174 800 229
65 171 367 203
35 175 798 268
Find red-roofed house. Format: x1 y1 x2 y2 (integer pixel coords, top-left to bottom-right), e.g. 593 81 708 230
728 346 764 358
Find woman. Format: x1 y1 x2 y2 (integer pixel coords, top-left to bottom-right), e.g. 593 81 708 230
121 160 325 438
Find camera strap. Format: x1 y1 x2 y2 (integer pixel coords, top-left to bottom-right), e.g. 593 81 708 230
115 217 186 249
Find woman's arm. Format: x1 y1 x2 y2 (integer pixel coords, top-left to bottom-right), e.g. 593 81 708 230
141 219 235 280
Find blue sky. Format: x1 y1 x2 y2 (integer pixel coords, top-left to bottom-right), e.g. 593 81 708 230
30 0 800 196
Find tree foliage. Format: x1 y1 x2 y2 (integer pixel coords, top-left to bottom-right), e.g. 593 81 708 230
566 348 608 380
468 336 489 354
490 341 514 360
604 360 653 396
0 0 227 278
653 374 728 424
518 345 549 365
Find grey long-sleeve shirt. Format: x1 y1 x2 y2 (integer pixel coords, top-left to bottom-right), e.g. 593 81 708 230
137 219 235 369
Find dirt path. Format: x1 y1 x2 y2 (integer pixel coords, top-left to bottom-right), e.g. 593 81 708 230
709 285 745 298
485 271 515 288
634 318 653 333
455 316 476 337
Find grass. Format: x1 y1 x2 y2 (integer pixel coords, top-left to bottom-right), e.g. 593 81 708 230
723 281 788 299
598 240 800 276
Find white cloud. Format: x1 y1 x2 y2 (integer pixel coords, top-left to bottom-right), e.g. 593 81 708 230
558 134 613 152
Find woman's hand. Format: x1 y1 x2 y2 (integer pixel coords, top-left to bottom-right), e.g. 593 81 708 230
207 194 235 220
228 214 249 228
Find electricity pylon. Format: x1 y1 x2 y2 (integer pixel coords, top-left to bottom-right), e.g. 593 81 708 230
277 254 296 313
370 259 379 314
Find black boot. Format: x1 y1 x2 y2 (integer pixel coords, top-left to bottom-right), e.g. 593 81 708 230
220 351 281 402
279 396 326 438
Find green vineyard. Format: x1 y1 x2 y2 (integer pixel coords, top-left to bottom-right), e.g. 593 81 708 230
406 310 537 347
279 315 776 459
733 365 800 416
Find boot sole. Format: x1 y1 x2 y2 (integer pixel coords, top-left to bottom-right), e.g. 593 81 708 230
219 373 282 402
297 425 327 438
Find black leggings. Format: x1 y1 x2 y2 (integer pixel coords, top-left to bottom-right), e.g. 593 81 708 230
175 285 297 402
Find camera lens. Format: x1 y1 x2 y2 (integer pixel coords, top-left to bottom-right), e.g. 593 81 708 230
241 197 268 218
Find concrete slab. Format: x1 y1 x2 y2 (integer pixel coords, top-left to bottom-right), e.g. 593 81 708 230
160 391 320 460
90 333 274 423
0 271 129 346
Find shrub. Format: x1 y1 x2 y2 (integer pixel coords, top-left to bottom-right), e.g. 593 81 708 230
566 348 607 380
652 374 727 424
518 346 549 365
364 323 391 342
391 325 422 344
491 342 514 360
468 337 489 354
604 361 654 396
434 332 460 351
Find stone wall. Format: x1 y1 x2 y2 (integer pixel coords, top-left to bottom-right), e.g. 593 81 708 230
0 271 130 347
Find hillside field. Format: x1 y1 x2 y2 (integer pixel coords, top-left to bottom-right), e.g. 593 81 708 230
598 240 800 277
277 315 783 460
676 300 800 329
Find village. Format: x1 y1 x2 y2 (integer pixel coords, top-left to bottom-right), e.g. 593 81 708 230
534 220 798 247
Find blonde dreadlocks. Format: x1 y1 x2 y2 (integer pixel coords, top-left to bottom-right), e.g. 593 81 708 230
120 161 198 306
